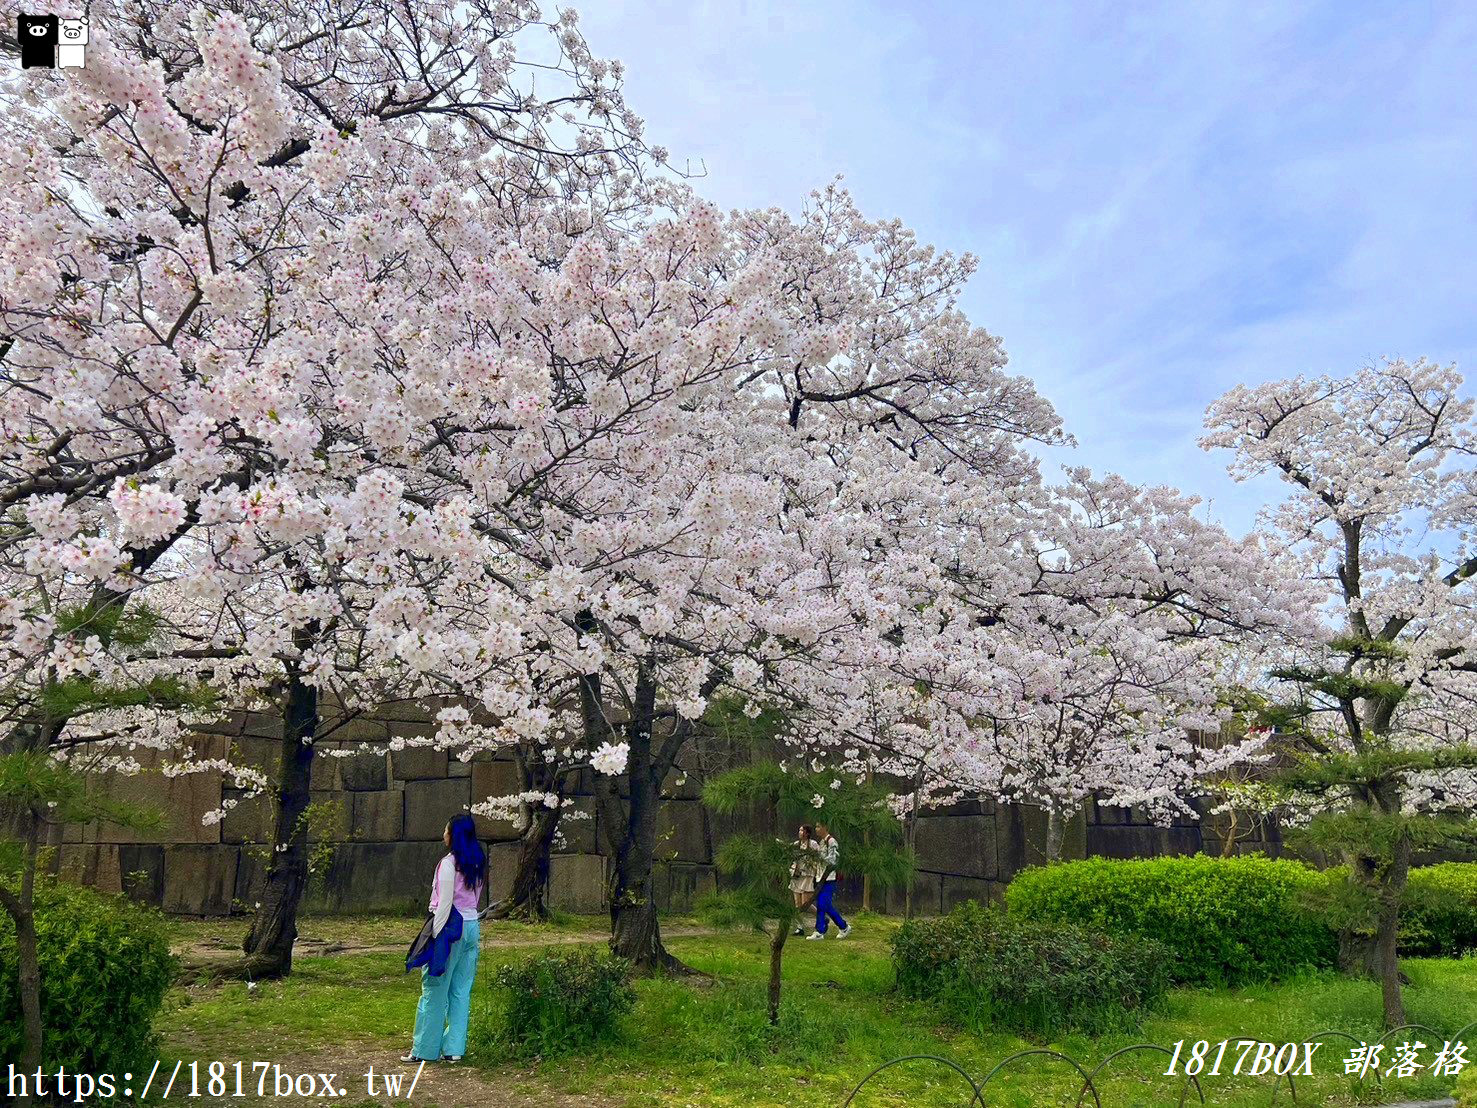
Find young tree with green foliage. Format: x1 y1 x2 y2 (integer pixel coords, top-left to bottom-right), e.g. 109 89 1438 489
0 602 217 1107
1204 360 1477 1027
701 763 912 1025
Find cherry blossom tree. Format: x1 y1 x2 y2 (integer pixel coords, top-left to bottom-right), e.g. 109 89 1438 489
0 0 670 991
1203 357 1477 1027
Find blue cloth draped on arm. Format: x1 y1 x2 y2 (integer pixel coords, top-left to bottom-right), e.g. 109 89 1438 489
405 910 464 977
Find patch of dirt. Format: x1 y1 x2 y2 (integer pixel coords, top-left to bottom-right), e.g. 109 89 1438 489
177 924 718 964
155 1043 616 1106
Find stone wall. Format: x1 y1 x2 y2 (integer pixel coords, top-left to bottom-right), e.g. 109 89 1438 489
52 708 1282 917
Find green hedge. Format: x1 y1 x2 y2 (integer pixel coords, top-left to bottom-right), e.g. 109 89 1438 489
1005 855 1337 986
0 880 176 1078
472 949 635 1060
893 901 1171 1037
1401 863 1477 957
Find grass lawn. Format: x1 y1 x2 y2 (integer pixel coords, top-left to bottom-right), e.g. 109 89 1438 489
156 911 1477 1106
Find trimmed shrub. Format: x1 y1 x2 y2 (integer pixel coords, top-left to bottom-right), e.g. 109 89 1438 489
0 880 176 1078
1005 855 1337 986
1401 863 1477 957
475 949 634 1059
892 901 1170 1037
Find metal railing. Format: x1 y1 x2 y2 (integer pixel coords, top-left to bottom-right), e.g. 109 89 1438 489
840 1020 1473 1105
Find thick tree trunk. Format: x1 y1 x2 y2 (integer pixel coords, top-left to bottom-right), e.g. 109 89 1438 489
767 926 789 1025
488 803 561 922
240 658 317 979
608 750 690 974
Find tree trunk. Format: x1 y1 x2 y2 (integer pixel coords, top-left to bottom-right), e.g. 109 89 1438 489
0 813 44 1108
1220 810 1240 858
1045 807 1065 863
1375 830 1411 1028
487 803 561 922
240 656 317 979
767 925 789 1025
608 752 689 974
903 779 921 919
1337 853 1383 977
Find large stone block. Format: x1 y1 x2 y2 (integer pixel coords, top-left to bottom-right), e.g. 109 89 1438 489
162 845 240 915
351 790 404 842
470 759 529 841
391 745 448 782
326 714 391 747
403 777 472 840
307 791 353 842
95 733 228 845
883 870 943 917
378 699 438 725
940 875 1000 915
548 853 606 915
118 844 164 906
240 712 283 740
309 841 445 914
220 789 271 844
924 795 985 818
662 765 704 801
553 796 598 855
831 874 866 913
1014 804 1088 868
1159 826 1202 856
913 813 996 879
56 844 123 895
471 759 522 804
234 846 267 907
310 742 342 791
231 735 282 777
1087 824 1201 860
485 841 520 905
707 795 771 844
340 751 389 792
653 861 716 912
657 798 709 864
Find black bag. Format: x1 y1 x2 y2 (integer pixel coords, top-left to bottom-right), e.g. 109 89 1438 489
405 913 435 971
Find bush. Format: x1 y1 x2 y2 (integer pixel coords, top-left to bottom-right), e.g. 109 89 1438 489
1005 855 1337 986
474 949 635 1059
1401 863 1477 957
892 901 1170 1037
0 880 176 1079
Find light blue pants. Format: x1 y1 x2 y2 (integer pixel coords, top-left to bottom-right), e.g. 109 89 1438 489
412 917 480 1059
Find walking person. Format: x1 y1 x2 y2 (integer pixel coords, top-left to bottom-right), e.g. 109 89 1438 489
404 813 486 1063
806 821 850 940
789 824 819 936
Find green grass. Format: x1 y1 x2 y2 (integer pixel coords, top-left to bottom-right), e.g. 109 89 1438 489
156 911 1477 1106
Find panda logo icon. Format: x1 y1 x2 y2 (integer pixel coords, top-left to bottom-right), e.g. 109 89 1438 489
17 13 59 69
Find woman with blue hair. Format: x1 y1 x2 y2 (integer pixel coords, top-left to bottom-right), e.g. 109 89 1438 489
403 812 487 1063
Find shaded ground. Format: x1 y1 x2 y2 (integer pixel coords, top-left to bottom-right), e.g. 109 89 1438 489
172 913 717 967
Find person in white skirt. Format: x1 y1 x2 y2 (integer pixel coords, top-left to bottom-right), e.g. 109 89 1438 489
788 824 820 935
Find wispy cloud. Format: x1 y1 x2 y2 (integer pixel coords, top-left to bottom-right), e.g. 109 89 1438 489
577 0 1477 531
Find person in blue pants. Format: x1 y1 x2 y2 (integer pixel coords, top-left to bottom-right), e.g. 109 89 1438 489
806 822 850 940
404 814 486 1063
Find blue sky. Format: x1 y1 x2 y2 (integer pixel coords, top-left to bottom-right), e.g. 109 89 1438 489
575 0 1477 533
